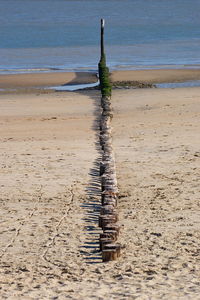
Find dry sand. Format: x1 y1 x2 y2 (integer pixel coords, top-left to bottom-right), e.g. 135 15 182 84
0 70 200 299
112 87 200 299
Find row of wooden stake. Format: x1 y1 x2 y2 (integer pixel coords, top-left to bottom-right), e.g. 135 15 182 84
98 19 121 262
99 95 121 262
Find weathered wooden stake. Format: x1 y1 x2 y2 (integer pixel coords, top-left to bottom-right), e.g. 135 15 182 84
100 19 105 59
102 249 118 262
100 238 114 252
104 223 120 234
102 243 121 261
100 230 118 240
99 214 118 230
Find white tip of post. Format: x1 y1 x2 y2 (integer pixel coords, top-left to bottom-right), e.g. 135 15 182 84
101 19 105 28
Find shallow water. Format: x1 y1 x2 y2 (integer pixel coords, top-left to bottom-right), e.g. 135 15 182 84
156 80 200 88
51 80 99 91
52 80 200 91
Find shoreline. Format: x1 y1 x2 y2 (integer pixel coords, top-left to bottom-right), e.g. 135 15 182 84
1 68 200 93
1 63 200 75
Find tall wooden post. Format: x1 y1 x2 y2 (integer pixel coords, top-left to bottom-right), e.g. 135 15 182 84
101 19 105 59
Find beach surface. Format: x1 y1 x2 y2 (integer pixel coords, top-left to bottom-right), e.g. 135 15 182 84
0 70 200 299
0 72 97 90
1 68 200 92
111 68 200 83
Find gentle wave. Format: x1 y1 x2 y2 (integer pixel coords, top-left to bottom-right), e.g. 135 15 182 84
0 67 99 75
0 67 62 74
1 63 200 76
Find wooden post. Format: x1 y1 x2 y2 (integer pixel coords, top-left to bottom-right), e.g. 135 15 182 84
102 249 118 262
99 214 118 229
100 19 105 59
104 224 120 234
103 243 121 255
102 243 121 261
100 230 118 240
100 205 116 215
99 238 114 251
101 192 118 206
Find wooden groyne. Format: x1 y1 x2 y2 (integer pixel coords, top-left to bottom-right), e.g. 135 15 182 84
98 19 121 262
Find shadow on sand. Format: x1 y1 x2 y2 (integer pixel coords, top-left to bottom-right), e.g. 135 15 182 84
80 88 103 264
55 72 102 263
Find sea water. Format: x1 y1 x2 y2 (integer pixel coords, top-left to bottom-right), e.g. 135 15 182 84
1 0 200 74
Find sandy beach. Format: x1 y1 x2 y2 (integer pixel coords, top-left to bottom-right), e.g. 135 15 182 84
1 68 200 92
111 69 200 83
0 72 97 91
0 70 200 299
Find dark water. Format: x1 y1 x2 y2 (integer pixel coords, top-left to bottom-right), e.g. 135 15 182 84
1 0 200 73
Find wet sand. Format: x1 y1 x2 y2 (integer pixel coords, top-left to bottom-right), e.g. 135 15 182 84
1 68 200 92
0 71 200 299
0 72 97 89
111 69 200 83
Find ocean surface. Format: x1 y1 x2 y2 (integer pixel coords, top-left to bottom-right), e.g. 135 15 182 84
1 0 200 74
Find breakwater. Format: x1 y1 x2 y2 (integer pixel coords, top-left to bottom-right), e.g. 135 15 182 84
98 19 121 262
